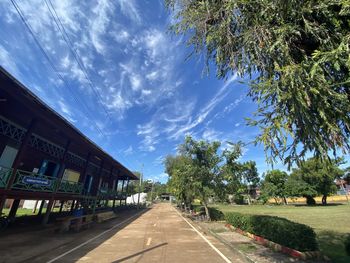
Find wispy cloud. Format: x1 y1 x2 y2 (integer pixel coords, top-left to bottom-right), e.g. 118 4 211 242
169 74 238 140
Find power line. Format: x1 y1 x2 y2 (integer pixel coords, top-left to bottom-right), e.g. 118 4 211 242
9 0 106 137
44 0 114 123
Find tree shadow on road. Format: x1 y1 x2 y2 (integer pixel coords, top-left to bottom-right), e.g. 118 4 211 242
112 242 168 262
0 207 152 263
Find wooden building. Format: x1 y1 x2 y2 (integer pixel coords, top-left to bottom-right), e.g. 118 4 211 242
0 67 137 224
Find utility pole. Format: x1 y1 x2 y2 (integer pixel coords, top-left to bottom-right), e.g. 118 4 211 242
137 164 143 209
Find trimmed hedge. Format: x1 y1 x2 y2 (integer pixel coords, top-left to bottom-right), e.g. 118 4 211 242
208 207 225 221
225 212 318 252
193 206 225 221
345 234 350 256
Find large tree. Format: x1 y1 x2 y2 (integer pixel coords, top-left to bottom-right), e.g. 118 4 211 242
260 169 289 204
166 0 350 165
179 136 222 220
165 155 196 210
289 157 344 205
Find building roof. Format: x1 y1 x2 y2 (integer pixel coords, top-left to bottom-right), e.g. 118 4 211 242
0 66 137 180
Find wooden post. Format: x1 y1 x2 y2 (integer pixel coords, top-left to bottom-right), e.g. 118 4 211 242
42 198 54 225
56 139 71 179
32 200 39 213
80 153 91 188
70 200 75 211
59 200 64 212
38 200 45 215
8 199 20 219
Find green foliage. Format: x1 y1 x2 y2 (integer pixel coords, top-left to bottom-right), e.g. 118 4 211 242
194 206 225 221
345 234 350 256
233 194 244 205
225 212 318 251
179 136 222 219
166 0 350 166
289 157 344 204
260 170 288 204
165 154 196 209
208 207 225 221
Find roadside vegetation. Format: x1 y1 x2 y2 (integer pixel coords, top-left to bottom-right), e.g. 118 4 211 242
165 136 350 262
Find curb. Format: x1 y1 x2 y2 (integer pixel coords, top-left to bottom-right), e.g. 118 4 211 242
224 224 324 260
207 228 257 263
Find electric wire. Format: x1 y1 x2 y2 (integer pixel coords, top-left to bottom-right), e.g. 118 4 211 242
9 0 106 137
44 0 114 123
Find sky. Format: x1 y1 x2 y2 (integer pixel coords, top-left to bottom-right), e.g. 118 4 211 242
0 0 315 183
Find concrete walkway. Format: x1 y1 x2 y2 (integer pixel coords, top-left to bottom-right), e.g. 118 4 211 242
0 203 248 263
45 203 246 263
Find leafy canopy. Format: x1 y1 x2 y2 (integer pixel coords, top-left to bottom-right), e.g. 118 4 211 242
166 0 350 166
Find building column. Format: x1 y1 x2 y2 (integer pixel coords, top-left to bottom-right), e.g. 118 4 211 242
125 178 129 205
8 199 20 219
38 200 45 215
59 200 64 212
80 153 91 189
42 198 54 225
56 139 71 179
0 197 6 215
70 200 75 211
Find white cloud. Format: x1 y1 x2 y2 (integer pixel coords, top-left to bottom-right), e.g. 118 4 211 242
0 44 19 76
170 74 238 140
202 128 221 141
124 146 133 155
90 0 114 55
116 0 141 24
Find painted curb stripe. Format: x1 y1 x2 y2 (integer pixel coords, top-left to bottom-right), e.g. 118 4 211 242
174 208 232 263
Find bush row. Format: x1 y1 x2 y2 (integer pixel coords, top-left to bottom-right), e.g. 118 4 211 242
192 206 225 221
224 212 318 252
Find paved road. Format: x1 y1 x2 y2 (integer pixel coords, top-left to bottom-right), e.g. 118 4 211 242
44 203 245 263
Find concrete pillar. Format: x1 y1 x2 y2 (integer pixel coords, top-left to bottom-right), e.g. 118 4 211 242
70 200 75 212
59 201 64 212
8 199 20 219
42 199 54 225
38 200 45 215
0 196 6 214
32 200 39 213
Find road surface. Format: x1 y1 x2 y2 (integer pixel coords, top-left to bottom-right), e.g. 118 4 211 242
44 203 245 263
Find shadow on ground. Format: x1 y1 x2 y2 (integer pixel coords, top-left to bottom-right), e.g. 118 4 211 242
317 230 350 263
0 207 151 263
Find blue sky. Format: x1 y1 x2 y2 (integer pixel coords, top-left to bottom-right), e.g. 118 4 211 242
0 0 327 182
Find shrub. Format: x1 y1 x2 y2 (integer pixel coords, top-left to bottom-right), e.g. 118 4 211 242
345 234 350 256
233 194 244 204
225 212 318 252
208 207 225 221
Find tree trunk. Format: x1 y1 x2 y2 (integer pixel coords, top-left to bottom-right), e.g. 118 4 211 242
322 195 327 205
203 203 210 221
305 195 316 205
283 197 288 205
246 194 251 205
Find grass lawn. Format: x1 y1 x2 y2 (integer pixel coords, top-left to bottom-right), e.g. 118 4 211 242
2 207 64 217
212 203 350 263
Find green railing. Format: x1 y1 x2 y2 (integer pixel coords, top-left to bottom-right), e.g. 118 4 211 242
57 180 83 195
11 169 58 192
0 166 12 188
10 169 83 194
97 188 127 199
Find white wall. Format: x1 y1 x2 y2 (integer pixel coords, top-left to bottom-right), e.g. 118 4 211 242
126 193 147 204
